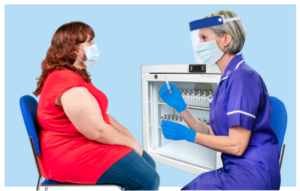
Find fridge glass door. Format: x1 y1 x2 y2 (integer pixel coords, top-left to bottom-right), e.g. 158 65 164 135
145 74 220 171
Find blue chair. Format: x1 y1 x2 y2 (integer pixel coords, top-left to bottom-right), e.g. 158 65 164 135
269 96 287 171
20 95 125 191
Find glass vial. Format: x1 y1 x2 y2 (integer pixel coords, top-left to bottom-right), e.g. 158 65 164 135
192 90 198 106
183 90 188 104
198 91 204 107
204 91 210 108
188 90 193 105
160 116 163 125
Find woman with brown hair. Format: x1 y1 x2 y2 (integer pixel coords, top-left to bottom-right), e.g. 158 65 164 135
33 21 159 190
159 10 280 190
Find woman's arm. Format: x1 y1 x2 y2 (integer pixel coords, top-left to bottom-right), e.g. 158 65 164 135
179 108 215 135
178 108 250 156
61 87 143 156
194 126 251 156
107 114 135 139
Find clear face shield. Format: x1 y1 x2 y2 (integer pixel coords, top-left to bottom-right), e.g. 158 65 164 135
189 15 240 65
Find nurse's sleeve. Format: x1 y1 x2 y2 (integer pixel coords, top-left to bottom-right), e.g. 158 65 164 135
225 71 262 131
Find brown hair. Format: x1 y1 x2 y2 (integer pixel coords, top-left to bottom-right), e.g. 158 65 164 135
33 21 95 97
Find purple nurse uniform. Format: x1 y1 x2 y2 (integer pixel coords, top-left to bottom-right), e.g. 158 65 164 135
182 54 281 190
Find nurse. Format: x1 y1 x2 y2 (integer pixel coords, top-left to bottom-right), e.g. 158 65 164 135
159 10 281 190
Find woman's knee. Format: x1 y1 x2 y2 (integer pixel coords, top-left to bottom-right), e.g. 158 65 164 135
142 168 160 190
142 150 156 170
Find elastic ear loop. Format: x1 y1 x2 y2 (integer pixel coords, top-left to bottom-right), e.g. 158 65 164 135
75 45 84 50
75 45 86 63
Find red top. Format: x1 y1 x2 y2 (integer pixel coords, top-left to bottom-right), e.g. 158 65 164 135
36 68 132 184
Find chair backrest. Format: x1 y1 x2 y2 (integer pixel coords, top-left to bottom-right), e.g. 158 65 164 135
269 96 287 153
19 95 40 156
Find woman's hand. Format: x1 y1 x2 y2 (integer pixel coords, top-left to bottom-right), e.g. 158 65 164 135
132 140 143 156
159 82 187 113
161 120 197 143
124 130 136 140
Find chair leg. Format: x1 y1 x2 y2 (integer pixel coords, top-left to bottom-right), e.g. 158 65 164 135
279 143 286 171
36 175 42 191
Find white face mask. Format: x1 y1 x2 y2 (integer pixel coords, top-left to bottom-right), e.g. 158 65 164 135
190 15 241 65
76 44 100 67
196 36 224 66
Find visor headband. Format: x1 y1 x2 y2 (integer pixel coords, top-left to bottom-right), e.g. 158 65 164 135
189 15 240 31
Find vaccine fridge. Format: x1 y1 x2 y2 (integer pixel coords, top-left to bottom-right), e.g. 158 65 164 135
141 63 224 175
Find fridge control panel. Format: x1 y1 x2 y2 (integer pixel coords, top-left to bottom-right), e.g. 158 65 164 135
189 64 206 73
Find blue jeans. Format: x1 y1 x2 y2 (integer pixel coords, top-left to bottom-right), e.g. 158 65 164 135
96 150 160 190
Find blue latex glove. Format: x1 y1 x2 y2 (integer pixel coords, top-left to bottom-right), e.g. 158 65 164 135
161 120 197 143
159 82 187 113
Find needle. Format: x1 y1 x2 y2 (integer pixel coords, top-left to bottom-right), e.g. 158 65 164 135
165 75 172 94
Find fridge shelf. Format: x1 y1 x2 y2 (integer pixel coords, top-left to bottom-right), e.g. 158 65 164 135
158 101 210 111
158 126 192 129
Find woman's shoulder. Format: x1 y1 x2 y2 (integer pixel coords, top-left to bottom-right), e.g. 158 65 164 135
47 68 85 82
228 62 261 84
43 68 87 91
48 68 80 78
225 62 265 95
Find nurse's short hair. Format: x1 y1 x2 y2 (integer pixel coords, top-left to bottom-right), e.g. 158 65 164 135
204 10 246 54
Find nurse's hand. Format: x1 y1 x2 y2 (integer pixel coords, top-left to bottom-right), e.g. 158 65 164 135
161 120 196 143
159 82 187 113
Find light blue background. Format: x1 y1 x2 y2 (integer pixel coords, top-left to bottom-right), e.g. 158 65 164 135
5 5 296 187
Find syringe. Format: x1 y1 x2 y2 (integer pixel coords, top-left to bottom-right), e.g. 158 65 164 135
165 75 172 94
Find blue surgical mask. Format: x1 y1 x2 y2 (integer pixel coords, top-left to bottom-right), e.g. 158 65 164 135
76 44 100 67
196 37 224 66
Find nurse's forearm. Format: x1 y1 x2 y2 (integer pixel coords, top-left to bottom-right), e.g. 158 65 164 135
107 114 134 138
179 108 213 135
194 133 240 156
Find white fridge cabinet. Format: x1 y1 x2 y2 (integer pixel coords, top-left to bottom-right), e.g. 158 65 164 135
141 64 224 175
